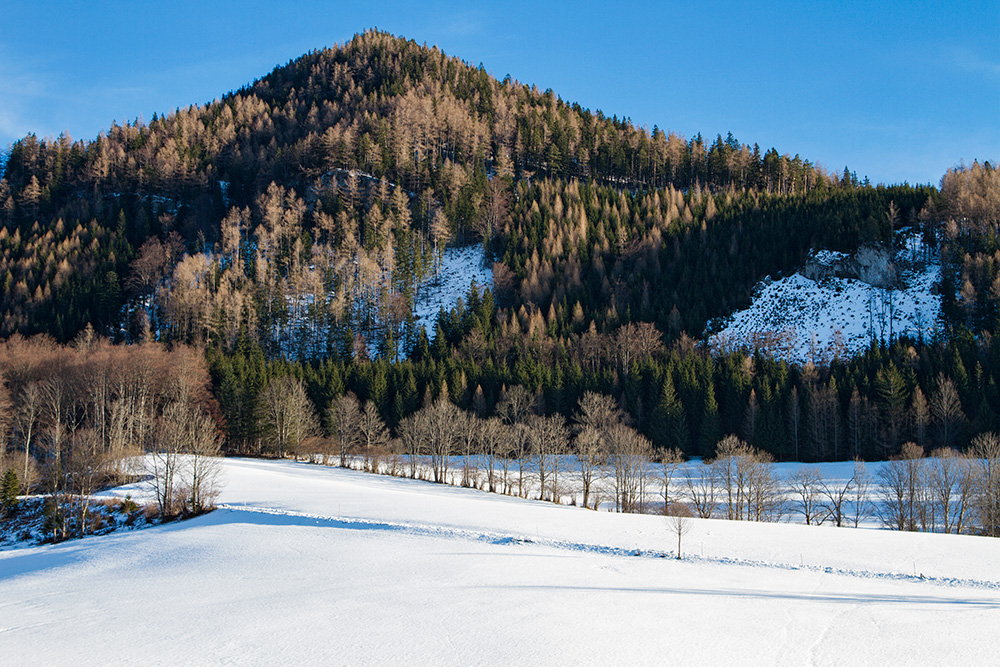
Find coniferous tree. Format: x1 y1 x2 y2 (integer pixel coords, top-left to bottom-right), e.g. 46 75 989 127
0 469 18 516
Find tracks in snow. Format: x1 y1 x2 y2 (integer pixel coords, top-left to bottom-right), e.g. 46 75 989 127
216 504 1000 592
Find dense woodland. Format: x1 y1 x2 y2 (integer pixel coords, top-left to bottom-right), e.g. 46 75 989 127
0 30 853 344
1 30 999 504
2 333 999 538
0 334 220 538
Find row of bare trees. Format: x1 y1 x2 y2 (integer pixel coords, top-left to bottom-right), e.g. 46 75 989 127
682 435 784 522
0 334 224 537
873 436 1000 536
648 433 1000 537
255 374 1000 537
257 378 661 510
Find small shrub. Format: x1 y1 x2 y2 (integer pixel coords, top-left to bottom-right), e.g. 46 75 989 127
42 498 67 542
118 495 139 514
664 502 694 518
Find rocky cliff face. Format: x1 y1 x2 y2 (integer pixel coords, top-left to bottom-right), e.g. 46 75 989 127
801 244 896 288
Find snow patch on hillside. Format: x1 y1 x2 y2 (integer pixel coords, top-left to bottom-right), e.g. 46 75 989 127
710 232 942 365
413 245 492 340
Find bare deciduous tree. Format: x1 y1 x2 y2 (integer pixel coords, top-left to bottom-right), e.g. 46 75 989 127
574 391 625 433
418 394 461 484
574 427 605 509
41 374 75 493
659 448 684 512
606 423 652 513
358 401 389 473
327 392 361 468
512 423 532 498
185 408 223 513
397 412 423 479
149 402 186 517
850 459 874 528
478 417 505 493
927 447 973 534
0 377 11 462
746 451 784 522
930 375 965 449
667 511 692 559
911 386 929 448
820 472 854 528
497 385 534 428
714 435 750 520
457 410 481 489
66 429 107 538
528 413 568 502
789 467 827 525
13 382 42 489
573 392 624 509
496 425 518 496
971 432 1000 537
686 460 717 519
258 375 320 459
713 435 783 522
877 442 925 531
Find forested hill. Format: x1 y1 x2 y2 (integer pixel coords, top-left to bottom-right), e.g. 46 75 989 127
0 29 872 343
3 30 1000 462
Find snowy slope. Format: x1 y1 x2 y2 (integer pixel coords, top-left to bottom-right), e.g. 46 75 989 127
2 459 998 666
710 232 941 365
413 245 492 340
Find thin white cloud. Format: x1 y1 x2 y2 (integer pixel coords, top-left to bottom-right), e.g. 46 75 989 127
0 75 41 143
947 46 1000 83
441 12 486 38
0 45 62 143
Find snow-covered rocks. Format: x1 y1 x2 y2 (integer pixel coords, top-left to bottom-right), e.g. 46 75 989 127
710 232 941 365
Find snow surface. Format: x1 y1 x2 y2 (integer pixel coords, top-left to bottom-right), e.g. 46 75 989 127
811 249 850 267
413 245 492 340
2 458 998 666
272 244 491 359
710 234 941 365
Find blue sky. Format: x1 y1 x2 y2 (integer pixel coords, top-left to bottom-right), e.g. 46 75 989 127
1 1 996 185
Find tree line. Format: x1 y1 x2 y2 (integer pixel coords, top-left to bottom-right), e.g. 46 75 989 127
3 331 999 537
208 308 1000 463
247 370 1000 537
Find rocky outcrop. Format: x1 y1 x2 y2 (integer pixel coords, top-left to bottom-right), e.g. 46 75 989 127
801 244 896 288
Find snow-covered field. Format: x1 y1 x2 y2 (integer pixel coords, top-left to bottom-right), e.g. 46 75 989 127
2 458 998 666
711 234 941 365
413 245 492 340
